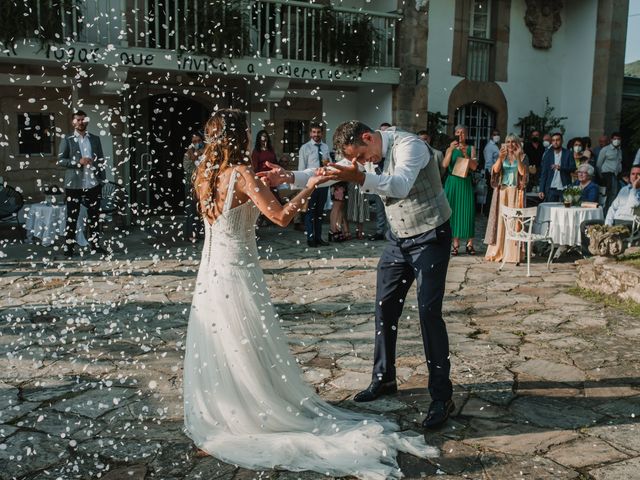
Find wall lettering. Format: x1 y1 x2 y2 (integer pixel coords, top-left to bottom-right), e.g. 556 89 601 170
120 52 154 66
46 45 100 63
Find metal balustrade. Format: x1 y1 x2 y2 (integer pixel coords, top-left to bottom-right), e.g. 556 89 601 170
466 37 493 82
18 0 399 69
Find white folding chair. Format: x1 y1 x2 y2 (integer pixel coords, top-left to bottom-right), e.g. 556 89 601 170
499 206 555 277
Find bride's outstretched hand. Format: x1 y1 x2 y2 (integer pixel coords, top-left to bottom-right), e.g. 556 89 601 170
306 174 332 189
256 161 291 187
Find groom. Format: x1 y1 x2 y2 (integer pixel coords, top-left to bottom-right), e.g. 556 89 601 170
259 121 454 429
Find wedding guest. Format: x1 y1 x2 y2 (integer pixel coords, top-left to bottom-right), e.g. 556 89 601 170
346 182 369 240
523 129 544 189
57 110 106 257
582 136 594 165
591 134 609 162
251 130 277 173
596 132 623 214
298 123 331 246
443 125 477 255
484 134 528 263
483 129 501 212
574 164 599 203
538 132 575 202
183 132 205 241
329 174 349 242
542 133 552 150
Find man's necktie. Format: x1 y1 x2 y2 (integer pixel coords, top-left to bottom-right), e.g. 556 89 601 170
316 143 322 165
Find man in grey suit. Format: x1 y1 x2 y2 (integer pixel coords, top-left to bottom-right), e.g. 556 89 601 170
57 110 106 256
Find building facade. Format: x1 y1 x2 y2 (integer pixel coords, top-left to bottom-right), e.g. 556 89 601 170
428 0 629 151
0 0 629 221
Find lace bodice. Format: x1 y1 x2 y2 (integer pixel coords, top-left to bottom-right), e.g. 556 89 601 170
202 169 260 263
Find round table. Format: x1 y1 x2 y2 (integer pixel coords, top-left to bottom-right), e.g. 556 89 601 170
548 205 604 247
24 203 88 247
533 202 563 234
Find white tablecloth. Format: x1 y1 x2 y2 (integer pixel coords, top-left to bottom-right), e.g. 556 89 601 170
533 202 563 234
548 205 604 247
24 203 89 247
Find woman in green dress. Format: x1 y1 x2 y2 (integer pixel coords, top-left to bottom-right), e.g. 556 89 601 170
443 125 478 255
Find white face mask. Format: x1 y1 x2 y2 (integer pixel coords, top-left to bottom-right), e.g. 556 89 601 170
492 135 500 143
612 139 621 147
573 145 582 153
543 140 551 148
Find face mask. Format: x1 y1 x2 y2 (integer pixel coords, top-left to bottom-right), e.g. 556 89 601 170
573 145 582 153
531 136 540 143
492 135 500 143
543 140 551 148
612 139 621 147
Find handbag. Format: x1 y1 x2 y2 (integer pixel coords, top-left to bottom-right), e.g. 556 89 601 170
452 154 470 178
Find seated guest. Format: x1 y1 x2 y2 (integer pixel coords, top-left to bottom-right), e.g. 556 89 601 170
573 164 599 203
580 165 640 255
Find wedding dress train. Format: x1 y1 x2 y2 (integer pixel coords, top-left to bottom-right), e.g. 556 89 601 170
183 169 437 479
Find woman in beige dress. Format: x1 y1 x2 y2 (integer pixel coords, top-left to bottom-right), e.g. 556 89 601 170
484 133 528 263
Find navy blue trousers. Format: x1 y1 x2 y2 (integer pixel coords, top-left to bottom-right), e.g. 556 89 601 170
304 187 328 242
373 221 453 401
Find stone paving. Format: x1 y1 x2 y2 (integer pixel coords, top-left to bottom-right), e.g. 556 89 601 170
0 219 639 479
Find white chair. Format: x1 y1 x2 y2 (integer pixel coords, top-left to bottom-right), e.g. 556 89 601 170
499 206 555 277
628 206 640 246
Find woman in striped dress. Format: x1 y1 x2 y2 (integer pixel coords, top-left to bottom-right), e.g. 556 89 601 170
443 125 478 255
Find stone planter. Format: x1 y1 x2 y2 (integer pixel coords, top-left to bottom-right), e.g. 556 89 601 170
586 225 629 257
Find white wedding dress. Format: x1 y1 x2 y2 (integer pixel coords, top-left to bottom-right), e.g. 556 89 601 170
183 169 437 479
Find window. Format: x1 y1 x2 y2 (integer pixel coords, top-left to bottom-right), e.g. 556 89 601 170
470 0 491 39
467 0 493 81
18 113 55 155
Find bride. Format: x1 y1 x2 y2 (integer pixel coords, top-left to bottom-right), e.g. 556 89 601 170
183 109 438 479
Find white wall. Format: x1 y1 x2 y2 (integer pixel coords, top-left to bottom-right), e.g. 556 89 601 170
500 0 597 140
426 1 460 116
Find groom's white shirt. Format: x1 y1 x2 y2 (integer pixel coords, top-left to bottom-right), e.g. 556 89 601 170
292 130 431 199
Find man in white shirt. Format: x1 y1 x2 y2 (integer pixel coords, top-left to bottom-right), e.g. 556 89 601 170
483 129 500 175
57 110 106 257
258 122 455 429
298 123 331 247
580 165 640 255
596 131 623 214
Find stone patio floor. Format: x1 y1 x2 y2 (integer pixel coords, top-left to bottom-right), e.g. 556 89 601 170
0 218 638 479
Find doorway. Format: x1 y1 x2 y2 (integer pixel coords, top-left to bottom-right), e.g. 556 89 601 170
132 95 209 215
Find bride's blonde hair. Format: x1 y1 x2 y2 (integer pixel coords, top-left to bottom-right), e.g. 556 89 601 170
193 109 250 222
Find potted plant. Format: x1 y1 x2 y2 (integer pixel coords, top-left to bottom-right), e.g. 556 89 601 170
562 186 582 207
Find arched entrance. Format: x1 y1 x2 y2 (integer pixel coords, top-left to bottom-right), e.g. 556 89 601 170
131 95 209 215
455 103 496 153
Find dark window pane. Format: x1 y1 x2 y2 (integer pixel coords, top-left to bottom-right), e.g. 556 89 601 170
18 113 55 155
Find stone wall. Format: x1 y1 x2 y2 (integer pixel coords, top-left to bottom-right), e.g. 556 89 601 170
576 256 640 304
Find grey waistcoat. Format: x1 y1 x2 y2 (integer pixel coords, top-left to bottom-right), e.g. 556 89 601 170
381 129 451 238
57 133 106 189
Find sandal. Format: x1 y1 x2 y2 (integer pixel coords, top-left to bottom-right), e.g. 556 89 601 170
451 245 459 256
328 231 342 242
356 230 366 240
342 233 352 241
466 243 476 255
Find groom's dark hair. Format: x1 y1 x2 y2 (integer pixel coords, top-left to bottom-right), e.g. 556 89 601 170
333 121 374 154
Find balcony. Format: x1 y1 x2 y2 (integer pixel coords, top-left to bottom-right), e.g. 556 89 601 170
2 0 399 70
466 36 493 82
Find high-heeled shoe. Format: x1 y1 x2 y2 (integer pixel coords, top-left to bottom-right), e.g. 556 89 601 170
451 245 459 256
466 243 476 255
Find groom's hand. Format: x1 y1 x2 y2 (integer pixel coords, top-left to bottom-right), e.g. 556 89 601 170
256 161 293 187
322 159 365 185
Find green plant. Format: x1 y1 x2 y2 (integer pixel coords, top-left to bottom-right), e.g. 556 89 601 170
0 0 82 49
425 111 449 150
514 97 567 137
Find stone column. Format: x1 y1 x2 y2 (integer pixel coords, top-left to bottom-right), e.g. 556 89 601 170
589 0 629 139
393 0 429 133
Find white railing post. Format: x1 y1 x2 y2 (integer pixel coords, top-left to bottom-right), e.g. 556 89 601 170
274 2 282 58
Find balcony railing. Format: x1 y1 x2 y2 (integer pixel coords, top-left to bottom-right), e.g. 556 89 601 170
4 0 399 69
466 37 493 82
